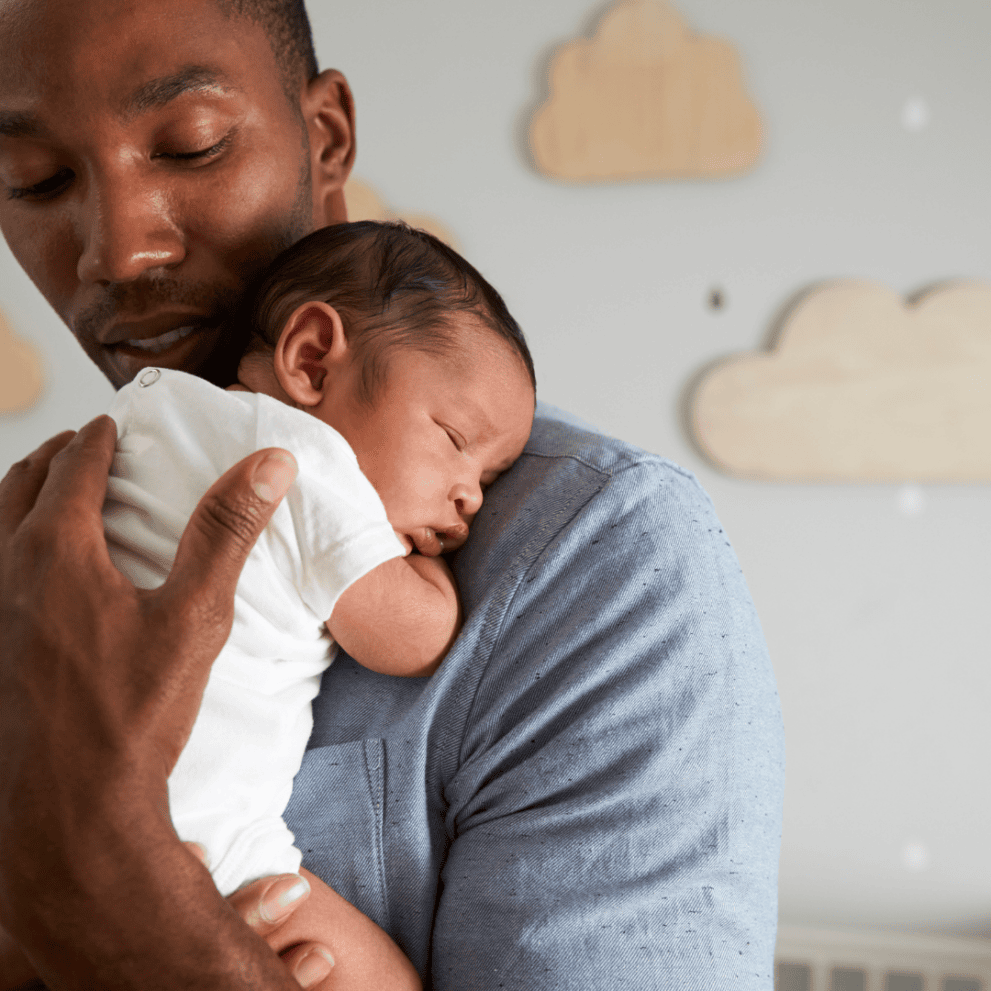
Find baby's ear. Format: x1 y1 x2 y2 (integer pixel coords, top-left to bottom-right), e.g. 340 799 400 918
273 301 350 406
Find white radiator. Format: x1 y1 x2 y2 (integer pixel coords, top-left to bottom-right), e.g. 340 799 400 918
775 925 991 991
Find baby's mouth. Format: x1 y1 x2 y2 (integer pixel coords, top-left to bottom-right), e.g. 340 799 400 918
410 525 468 557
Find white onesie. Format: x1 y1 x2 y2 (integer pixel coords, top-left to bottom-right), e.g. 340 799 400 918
103 367 406 895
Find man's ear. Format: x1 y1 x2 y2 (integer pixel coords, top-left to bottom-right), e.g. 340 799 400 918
301 69 356 227
273 301 350 406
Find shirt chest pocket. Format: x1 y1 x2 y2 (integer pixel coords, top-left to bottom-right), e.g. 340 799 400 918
284 738 391 933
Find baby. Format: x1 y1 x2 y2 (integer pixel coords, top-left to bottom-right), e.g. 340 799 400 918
0 221 536 991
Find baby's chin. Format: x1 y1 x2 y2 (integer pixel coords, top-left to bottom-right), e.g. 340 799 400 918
394 530 415 556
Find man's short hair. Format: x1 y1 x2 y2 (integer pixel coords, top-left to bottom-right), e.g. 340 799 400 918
242 221 536 403
215 0 319 102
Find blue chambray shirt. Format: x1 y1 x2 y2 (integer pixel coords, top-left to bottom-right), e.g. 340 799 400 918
285 403 785 990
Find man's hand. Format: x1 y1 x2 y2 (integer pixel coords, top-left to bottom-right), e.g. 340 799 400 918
0 417 301 988
0 856 336 991
180 845 334 990
229 877 335 989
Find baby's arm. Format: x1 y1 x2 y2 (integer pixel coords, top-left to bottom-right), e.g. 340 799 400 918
327 554 461 678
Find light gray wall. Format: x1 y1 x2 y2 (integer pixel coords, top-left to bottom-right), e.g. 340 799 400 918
2 0 989 937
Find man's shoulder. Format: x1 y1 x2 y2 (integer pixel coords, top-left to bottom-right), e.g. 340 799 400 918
526 401 699 486
456 403 729 612
519 402 717 532
487 401 716 543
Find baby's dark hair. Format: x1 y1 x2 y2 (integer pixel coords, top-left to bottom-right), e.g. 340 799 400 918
243 221 535 403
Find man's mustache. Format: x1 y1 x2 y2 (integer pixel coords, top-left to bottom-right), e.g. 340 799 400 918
73 277 241 341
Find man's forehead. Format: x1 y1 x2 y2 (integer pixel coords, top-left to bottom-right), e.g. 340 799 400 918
0 0 267 108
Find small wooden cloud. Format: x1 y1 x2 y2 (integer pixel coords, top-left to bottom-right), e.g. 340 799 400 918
530 0 762 182
689 281 991 482
343 178 459 249
0 306 43 413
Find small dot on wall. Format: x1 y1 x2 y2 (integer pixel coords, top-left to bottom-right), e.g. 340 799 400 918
901 839 930 872
901 96 930 132
896 484 926 517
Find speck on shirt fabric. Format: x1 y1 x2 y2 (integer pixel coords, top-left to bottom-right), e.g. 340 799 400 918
102 368 405 895
286 403 787 991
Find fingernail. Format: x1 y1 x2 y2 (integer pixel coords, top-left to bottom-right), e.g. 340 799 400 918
252 451 297 503
295 947 335 987
259 875 310 924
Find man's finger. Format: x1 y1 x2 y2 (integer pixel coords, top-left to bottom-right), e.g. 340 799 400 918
0 429 77 542
160 447 297 625
227 872 311 937
280 943 335 988
29 416 118 519
183 842 210 868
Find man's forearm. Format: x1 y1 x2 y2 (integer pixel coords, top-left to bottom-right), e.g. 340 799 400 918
3 805 301 991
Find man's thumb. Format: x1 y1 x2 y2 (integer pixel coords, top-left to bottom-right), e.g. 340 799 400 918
163 448 297 625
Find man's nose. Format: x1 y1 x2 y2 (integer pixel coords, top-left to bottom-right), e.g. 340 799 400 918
76 169 185 285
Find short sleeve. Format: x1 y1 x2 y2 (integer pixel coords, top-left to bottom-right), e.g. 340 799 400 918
250 392 407 621
430 456 785 990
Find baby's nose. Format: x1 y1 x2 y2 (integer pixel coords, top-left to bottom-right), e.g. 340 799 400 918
452 484 483 519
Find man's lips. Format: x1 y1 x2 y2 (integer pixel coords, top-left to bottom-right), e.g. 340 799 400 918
116 324 200 353
98 313 221 349
96 318 228 388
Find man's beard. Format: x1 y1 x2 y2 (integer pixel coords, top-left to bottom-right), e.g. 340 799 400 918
198 153 315 388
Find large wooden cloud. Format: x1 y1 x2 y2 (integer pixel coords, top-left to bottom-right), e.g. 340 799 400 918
530 0 762 181
689 281 991 482
0 306 43 413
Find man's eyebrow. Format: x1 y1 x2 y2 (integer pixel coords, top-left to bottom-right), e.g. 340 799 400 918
121 65 234 118
0 67 234 138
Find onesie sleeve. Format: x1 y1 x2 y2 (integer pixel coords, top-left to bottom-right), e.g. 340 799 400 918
431 456 785 990
250 393 407 622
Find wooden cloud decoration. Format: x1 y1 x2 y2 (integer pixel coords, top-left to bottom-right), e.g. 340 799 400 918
0 306 43 413
689 281 991 482
529 0 762 182
343 178 460 250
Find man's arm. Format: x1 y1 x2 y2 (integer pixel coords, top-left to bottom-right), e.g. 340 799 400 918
0 419 335 990
327 554 461 678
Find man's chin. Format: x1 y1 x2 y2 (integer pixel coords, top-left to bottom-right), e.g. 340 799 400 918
98 324 242 390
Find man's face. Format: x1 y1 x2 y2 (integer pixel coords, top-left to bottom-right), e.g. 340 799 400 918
0 0 321 388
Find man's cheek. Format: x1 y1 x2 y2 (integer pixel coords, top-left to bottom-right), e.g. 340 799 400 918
207 160 311 275
0 212 78 319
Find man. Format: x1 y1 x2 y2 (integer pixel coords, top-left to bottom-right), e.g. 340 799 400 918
0 0 786 988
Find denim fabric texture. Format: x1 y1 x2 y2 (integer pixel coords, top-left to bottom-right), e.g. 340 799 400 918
284 403 786 990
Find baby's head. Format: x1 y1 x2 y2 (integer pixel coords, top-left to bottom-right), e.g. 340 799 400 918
235 221 536 556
